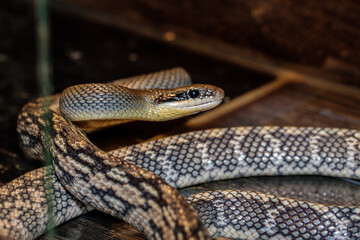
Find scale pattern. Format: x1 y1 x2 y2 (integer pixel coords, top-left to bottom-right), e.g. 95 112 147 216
0 167 91 240
1 68 360 240
112 126 360 188
59 83 223 122
60 84 146 121
3 123 360 239
111 67 192 89
14 99 211 240
188 190 360 239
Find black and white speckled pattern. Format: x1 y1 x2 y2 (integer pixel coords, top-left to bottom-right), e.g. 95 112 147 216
5 123 360 239
1 68 360 240
112 126 360 187
187 190 360 239
0 167 91 240
13 98 212 240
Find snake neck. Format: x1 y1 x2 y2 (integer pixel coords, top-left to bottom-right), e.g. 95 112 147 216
17 99 212 240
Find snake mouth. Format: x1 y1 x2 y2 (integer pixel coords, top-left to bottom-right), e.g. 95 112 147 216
185 102 222 117
166 97 224 120
177 98 223 111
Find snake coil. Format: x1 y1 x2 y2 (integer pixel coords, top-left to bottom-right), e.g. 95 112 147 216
0 68 359 240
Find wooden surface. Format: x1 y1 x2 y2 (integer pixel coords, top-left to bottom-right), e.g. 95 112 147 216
53 0 360 87
0 0 360 239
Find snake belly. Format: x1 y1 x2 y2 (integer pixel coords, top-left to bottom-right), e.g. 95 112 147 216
0 68 359 240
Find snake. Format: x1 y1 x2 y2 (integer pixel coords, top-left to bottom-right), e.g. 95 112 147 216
0 68 359 240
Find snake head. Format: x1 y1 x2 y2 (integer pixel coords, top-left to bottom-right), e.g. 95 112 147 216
59 83 224 123
153 84 224 120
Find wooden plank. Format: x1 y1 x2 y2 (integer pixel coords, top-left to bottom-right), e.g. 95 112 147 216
52 0 360 87
210 82 360 129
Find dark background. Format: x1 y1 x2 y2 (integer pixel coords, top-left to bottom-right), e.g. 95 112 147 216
0 0 359 239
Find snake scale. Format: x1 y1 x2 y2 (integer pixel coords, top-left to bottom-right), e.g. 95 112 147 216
0 68 359 240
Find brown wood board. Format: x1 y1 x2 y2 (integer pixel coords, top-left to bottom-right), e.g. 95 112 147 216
53 0 360 87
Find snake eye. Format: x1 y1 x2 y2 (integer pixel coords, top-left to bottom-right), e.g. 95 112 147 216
187 89 200 99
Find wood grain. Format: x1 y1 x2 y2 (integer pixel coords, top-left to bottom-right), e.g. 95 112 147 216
54 0 360 86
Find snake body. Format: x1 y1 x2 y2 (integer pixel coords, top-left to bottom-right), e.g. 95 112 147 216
0 68 359 239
